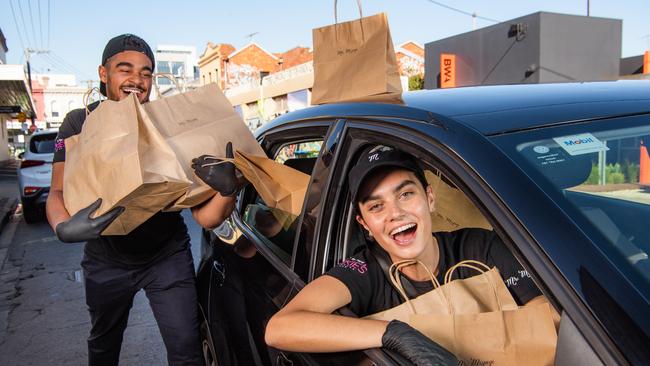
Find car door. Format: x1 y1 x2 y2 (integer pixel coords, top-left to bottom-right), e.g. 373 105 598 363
313 117 623 365
201 119 372 366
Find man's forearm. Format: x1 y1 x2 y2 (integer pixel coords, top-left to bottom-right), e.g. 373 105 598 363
191 193 235 229
265 310 387 352
46 190 70 231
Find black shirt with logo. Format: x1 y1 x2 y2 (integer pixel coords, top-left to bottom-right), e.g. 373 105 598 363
326 228 541 317
54 102 188 266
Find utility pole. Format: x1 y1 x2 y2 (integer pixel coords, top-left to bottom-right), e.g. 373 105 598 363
587 0 590 16
24 48 50 127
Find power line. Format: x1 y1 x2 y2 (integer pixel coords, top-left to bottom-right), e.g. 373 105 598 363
50 51 95 79
47 0 52 48
9 0 26 52
37 0 44 48
28 0 40 48
422 0 500 24
16 0 36 46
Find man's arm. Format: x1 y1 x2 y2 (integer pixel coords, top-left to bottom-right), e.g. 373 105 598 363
265 275 388 352
190 193 235 229
46 162 70 230
264 274 457 365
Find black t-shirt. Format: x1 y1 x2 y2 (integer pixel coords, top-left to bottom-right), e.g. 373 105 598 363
54 102 188 266
327 228 541 317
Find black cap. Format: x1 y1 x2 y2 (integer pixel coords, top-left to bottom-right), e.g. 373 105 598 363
349 146 428 205
99 34 155 96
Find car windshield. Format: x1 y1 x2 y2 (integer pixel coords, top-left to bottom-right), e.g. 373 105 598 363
494 115 650 292
29 133 57 154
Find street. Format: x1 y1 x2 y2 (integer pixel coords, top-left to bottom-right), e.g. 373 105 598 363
0 176 205 365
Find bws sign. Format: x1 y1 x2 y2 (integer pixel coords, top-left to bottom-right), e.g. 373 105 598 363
440 53 456 88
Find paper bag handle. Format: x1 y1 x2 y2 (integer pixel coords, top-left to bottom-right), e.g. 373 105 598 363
333 0 365 42
82 87 103 116
334 0 363 23
153 73 183 99
388 260 452 315
443 260 503 311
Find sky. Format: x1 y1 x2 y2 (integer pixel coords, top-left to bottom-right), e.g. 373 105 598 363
1 0 649 84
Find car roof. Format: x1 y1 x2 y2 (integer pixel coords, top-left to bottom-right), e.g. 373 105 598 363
260 81 650 136
30 128 58 136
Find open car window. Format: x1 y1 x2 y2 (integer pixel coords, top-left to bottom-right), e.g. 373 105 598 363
242 140 322 266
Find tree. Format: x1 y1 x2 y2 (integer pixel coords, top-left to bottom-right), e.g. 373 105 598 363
408 74 424 91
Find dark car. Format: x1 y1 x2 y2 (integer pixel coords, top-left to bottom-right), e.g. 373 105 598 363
197 81 650 366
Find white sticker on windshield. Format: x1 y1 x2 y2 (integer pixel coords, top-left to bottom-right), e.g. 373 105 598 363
552 133 609 156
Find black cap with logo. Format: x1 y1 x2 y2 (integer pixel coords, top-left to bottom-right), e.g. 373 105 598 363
99 34 155 96
349 145 428 205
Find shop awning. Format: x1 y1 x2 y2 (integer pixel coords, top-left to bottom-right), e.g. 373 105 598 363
0 64 34 117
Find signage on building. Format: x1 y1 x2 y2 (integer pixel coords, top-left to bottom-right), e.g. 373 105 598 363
0 106 21 114
644 51 649 74
440 53 456 88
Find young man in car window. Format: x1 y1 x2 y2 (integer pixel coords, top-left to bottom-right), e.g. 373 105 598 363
265 146 556 365
46 34 238 365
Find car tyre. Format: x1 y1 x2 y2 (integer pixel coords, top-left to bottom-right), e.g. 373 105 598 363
200 315 219 366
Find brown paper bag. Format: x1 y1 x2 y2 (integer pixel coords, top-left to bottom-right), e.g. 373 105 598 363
365 260 518 322
425 170 492 232
368 260 557 366
63 94 192 235
412 303 557 366
311 9 402 104
233 151 310 216
143 83 266 209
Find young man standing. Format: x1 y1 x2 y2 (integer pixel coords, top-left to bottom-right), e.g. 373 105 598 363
46 34 236 365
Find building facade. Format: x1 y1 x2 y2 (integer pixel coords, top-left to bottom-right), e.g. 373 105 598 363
198 42 235 90
153 45 199 97
424 12 622 89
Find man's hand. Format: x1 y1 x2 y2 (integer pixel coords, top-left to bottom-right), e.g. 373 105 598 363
55 198 124 243
192 142 245 197
382 320 457 366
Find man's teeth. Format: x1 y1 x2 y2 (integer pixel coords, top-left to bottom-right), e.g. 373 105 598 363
123 87 142 94
390 223 416 236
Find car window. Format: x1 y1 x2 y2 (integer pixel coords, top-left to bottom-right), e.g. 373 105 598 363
242 140 323 266
501 119 650 289
29 133 57 154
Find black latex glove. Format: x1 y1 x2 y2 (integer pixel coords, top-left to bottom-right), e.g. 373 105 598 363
382 320 457 366
55 198 124 243
191 141 242 197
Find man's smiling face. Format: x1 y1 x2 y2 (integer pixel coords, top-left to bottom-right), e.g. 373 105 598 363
356 168 435 263
99 50 153 103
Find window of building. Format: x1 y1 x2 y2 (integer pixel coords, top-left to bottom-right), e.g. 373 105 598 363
51 101 59 117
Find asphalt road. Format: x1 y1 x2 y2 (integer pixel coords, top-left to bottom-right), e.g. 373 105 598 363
0 176 205 365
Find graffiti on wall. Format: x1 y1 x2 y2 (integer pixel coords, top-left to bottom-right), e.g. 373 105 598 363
227 63 260 88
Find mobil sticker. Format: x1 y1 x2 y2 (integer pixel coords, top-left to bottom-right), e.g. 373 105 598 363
552 133 609 156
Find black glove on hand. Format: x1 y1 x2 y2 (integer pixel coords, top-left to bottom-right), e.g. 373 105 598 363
382 320 457 366
55 198 124 243
191 141 242 197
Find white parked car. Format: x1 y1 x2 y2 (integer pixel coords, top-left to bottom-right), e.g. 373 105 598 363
17 129 57 223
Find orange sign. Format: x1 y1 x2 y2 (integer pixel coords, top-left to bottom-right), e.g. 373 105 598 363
644 51 650 74
440 53 456 88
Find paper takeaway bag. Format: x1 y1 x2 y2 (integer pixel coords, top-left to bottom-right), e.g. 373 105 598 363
369 260 557 366
143 83 266 209
233 151 310 216
365 260 517 322
311 7 402 104
425 170 492 233
63 94 191 235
